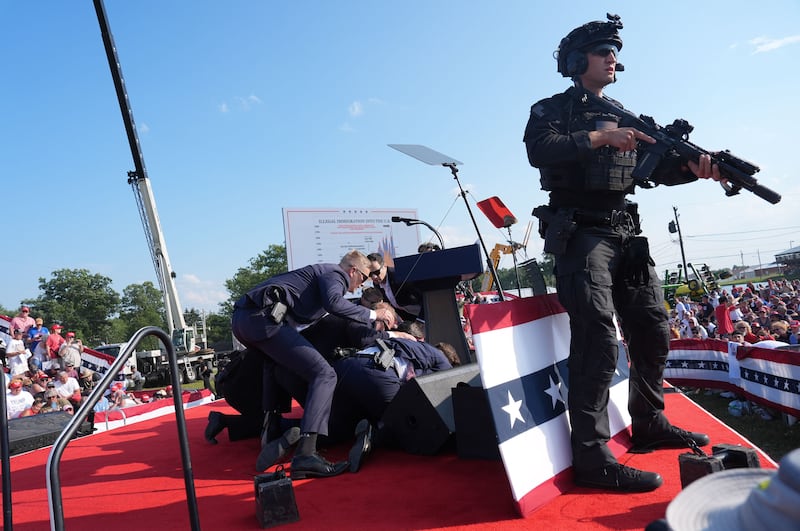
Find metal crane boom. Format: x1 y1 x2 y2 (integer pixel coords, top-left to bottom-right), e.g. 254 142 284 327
94 0 189 341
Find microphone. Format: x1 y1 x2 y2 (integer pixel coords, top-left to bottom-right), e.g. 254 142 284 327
391 216 416 223
616 63 625 72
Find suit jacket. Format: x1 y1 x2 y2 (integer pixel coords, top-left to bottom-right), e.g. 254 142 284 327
375 267 423 320
242 263 371 326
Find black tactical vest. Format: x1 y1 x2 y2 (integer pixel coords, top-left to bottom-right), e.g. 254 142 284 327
539 92 636 194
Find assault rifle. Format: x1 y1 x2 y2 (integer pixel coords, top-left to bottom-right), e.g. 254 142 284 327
582 91 781 204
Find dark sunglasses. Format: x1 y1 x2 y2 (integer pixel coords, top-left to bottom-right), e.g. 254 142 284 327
368 267 383 279
353 267 368 283
589 45 617 58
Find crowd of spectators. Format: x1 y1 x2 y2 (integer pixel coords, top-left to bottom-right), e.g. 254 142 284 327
3 305 101 419
669 279 800 346
668 279 800 422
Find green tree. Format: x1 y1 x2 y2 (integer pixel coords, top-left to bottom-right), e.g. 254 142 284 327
538 254 555 287
220 244 288 316
118 281 166 350
103 318 130 346
24 268 120 345
205 312 233 347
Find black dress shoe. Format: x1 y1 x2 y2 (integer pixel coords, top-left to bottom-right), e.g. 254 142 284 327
631 424 710 453
204 411 225 444
291 453 349 479
349 419 373 473
259 411 284 448
257 427 301 471
574 463 663 492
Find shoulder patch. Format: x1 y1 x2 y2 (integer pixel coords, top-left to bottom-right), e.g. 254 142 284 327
531 103 546 118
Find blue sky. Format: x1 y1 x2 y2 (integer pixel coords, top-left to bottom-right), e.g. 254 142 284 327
3 1 799 313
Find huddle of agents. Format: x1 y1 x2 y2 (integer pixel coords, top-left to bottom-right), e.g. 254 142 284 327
208 250 460 478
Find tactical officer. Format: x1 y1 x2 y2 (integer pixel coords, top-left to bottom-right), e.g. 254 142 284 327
523 15 718 492
232 250 397 478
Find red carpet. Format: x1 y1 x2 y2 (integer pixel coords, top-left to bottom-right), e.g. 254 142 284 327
2 390 776 530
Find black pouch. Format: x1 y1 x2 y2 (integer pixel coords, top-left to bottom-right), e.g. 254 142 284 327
542 209 577 256
254 465 300 528
623 236 654 285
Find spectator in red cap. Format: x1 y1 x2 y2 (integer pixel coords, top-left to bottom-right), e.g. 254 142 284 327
9 306 35 338
6 379 34 419
714 296 736 339
46 324 65 360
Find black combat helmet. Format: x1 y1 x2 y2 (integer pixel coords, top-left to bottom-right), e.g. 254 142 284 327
556 13 624 77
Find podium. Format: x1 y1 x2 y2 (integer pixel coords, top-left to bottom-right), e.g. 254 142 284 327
393 244 483 364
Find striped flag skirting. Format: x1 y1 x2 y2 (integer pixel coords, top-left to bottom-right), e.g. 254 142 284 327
465 294 632 517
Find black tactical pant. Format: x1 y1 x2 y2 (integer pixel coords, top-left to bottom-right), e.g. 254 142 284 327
554 224 671 472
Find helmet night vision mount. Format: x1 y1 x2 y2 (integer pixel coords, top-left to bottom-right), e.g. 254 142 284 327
556 13 625 78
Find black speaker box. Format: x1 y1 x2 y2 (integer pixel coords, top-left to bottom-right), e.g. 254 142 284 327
7 412 90 455
452 384 500 460
381 363 481 455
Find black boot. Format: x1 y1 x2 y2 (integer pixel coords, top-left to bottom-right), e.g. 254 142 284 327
574 463 663 492
631 424 710 453
205 411 226 444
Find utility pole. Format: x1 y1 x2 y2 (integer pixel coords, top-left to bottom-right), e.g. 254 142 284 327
668 206 688 276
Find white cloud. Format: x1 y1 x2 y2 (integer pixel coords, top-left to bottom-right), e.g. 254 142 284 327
749 35 800 54
138 122 150 134
348 101 364 117
340 97 384 132
221 94 263 112
176 274 227 313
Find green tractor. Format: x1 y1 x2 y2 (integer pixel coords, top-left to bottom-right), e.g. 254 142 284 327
662 263 719 306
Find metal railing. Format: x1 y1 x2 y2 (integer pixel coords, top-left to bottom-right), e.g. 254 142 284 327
45 326 200 531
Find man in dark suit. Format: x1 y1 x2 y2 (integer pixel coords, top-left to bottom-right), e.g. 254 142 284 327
330 336 455 472
366 252 423 322
232 250 397 478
